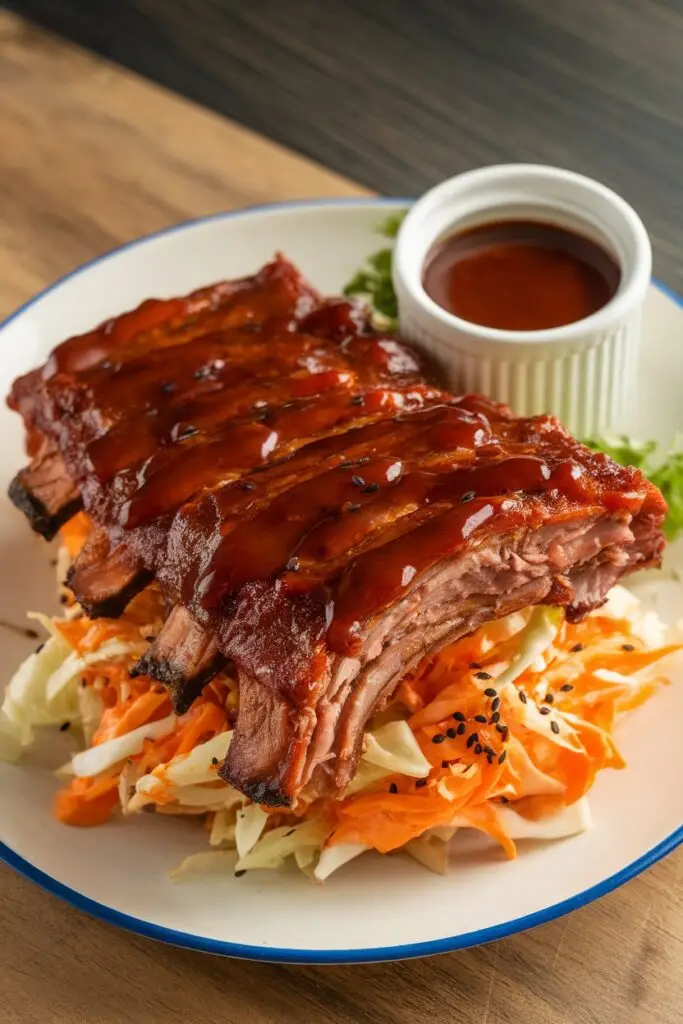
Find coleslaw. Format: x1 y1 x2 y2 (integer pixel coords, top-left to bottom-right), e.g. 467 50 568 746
1 511 681 881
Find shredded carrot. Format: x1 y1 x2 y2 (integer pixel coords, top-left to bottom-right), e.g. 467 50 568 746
54 775 119 827
59 512 92 559
92 689 171 745
174 703 227 755
49 557 679 852
328 608 681 858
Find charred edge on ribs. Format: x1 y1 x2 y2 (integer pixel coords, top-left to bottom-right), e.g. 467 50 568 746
8 471 82 541
130 605 227 714
66 561 153 619
64 525 153 618
130 648 225 714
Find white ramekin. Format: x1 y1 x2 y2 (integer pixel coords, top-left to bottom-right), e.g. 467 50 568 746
393 164 652 436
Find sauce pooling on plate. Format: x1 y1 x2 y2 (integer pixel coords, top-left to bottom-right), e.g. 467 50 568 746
423 220 621 332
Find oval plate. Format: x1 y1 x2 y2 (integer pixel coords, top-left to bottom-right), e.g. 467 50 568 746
1 198 682 964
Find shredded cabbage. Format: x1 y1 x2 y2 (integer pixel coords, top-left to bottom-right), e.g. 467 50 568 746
151 731 233 787
209 807 237 847
343 760 393 797
170 850 236 880
488 606 563 692
496 797 592 840
236 818 330 872
69 713 177 778
235 803 269 859
313 842 367 881
0 712 24 763
46 639 144 704
2 634 79 745
363 719 432 777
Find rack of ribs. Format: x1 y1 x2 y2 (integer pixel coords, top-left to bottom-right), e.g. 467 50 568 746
7 255 667 807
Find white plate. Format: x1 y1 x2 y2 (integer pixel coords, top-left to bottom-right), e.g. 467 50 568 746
0 199 681 964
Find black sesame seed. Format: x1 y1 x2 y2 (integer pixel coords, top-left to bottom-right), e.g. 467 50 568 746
491 696 501 712
469 662 482 670
544 693 554 704
474 714 487 724
475 671 493 681
357 456 370 465
362 482 380 494
415 779 427 788
389 783 398 794
161 381 176 394
234 870 247 878
211 757 219 766
351 475 365 487
466 733 478 749
551 720 561 734
446 728 457 739
560 683 574 692
238 480 256 492
145 635 155 643
483 687 497 698
518 690 528 704
500 794 510 803
35 642 45 654
59 721 70 732
498 750 507 765
487 754 494 765
441 760 450 769
432 733 446 744
539 706 551 715
570 643 584 653
460 490 476 503
456 722 466 736
452 711 466 722
484 745 495 757
622 643 635 652
490 711 501 724
346 502 362 513
339 461 354 470
495 723 507 734
59 594 69 605
285 557 300 572
350 395 364 406
474 743 483 755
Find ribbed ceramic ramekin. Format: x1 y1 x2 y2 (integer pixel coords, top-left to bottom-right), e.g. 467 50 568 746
393 165 652 436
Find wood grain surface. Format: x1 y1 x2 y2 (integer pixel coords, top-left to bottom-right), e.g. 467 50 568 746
7 0 683 291
0 12 682 1024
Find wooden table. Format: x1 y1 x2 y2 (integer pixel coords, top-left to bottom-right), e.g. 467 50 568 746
9 0 683 290
1 12 681 1024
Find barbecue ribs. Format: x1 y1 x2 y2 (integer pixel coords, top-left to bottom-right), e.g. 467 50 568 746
7 256 667 807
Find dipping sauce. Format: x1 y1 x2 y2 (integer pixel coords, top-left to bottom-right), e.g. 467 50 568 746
423 220 621 331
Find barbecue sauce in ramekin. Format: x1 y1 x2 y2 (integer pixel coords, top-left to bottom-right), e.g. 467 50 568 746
422 220 621 332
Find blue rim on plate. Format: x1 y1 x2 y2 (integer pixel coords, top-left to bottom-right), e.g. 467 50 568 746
1 197 682 965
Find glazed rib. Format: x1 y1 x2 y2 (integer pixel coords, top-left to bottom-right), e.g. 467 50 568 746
8 440 81 540
7 257 667 808
66 524 152 619
131 605 225 713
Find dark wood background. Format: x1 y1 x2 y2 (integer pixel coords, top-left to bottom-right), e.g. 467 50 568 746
7 0 683 288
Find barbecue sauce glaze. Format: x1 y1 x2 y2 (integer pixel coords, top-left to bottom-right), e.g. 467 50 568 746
10 258 657 658
423 220 621 332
